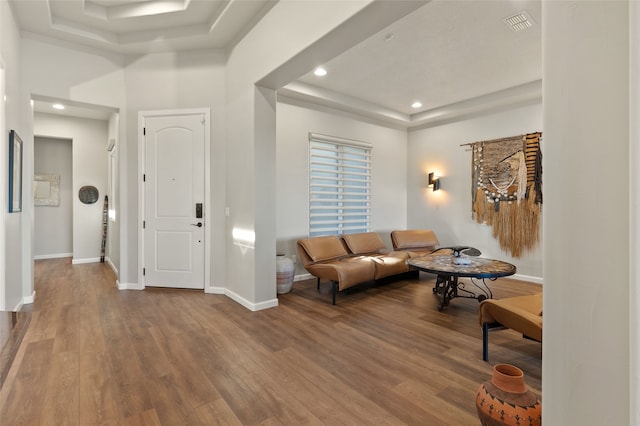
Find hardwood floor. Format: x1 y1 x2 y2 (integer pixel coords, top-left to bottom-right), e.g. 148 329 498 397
0 310 31 389
0 258 541 425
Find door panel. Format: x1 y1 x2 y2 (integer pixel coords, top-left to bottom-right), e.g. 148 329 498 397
144 114 204 289
156 231 193 271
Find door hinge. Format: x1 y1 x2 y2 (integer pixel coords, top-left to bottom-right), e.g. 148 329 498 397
143 174 146 182
143 220 145 229
143 268 146 276
143 127 146 135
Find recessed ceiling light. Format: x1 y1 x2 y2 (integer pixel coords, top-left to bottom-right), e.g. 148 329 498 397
52 103 65 110
384 33 395 41
313 67 327 77
411 101 423 109
503 11 536 32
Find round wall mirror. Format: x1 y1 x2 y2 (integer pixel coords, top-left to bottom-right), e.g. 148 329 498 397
78 186 99 204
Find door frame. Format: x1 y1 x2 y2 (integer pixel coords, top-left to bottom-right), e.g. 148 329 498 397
137 108 211 290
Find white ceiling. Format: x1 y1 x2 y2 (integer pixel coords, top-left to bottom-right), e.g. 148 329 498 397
11 0 276 54
32 95 119 121
12 0 542 127
285 0 542 127
296 1 541 115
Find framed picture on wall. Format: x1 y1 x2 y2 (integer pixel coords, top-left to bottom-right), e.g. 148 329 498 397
9 129 23 213
34 174 60 206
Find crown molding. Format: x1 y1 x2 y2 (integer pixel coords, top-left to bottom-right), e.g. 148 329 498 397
279 79 542 130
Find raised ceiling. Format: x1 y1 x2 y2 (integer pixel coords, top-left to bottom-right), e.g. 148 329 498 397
297 1 541 115
284 0 542 127
11 0 542 127
10 0 276 55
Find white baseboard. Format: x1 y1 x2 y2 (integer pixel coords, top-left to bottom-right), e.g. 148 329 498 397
105 257 118 277
23 291 36 304
224 288 278 311
117 281 144 290
294 273 314 282
295 271 542 286
512 274 544 285
117 282 278 311
72 257 101 265
205 286 278 310
205 286 225 294
14 290 36 310
34 253 72 260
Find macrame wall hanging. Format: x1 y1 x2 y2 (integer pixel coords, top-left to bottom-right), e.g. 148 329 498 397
464 132 543 257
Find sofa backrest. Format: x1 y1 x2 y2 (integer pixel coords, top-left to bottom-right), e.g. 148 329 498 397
341 232 387 255
297 236 349 266
391 229 440 251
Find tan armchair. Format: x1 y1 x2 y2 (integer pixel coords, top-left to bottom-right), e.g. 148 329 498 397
478 293 542 361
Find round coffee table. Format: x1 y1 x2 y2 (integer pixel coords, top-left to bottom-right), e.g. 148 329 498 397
407 255 516 310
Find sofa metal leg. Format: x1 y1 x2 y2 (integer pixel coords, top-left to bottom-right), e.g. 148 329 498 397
317 277 320 291
332 281 338 305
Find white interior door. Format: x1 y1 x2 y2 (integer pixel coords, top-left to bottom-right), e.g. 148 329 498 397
143 113 205 289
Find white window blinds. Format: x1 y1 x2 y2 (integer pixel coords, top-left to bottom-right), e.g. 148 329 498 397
308 133 372 237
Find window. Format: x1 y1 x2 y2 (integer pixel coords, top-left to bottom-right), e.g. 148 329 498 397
308 133 372 237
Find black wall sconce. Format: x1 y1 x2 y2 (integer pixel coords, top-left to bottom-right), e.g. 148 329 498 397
428 172 441 191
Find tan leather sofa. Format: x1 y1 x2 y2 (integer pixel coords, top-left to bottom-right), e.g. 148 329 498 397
478 293 543 361
297 232 410 304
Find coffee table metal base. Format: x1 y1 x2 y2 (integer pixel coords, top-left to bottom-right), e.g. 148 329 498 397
433 275 493 311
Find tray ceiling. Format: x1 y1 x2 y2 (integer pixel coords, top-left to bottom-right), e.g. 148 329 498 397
13 0 542 127
10 0 276 54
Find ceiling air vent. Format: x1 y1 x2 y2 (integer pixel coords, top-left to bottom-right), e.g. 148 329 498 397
503 11 536 32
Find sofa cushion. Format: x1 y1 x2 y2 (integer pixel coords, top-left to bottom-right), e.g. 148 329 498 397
305 257 376 290
370 252 410 279
298 236 349 263
342 232 387 255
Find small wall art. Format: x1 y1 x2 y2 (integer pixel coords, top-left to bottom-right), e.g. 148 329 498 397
78 185 99 204
34 174 61 206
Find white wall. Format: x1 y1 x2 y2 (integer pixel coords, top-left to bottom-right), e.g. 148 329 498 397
21 40 227 287
225 0 378 308
1 0 24 310
34 113 109 263
123 49 227 288
106 112 119 273
276 99 408 275
543 1 630 424
34 136 72 258
0 60 5 311
630 2 640 423
407 102 543 280
225 0 426 308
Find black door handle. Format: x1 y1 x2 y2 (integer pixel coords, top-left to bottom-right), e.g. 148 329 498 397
191 222 203 228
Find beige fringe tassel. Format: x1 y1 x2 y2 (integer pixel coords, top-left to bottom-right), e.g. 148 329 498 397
473 186 541 258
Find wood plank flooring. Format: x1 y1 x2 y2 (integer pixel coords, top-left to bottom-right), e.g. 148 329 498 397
0 310 31 389
0 258 542 425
